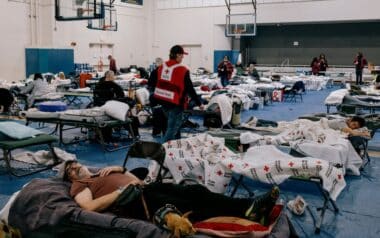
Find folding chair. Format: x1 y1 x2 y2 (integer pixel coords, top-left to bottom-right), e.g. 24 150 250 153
283 81 305 103
122 141 169 183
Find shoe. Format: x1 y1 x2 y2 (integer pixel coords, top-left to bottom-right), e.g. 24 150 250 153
245 186 280 225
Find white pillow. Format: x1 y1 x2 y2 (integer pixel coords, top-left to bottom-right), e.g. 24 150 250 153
101 100 130 121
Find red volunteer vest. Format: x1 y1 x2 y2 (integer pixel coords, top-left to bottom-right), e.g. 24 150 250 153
154 61 188 106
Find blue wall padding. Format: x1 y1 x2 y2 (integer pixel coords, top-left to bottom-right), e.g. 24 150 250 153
213 50 240 72
25 48 74 77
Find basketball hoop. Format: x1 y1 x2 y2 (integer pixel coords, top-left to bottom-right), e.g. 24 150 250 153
234 28 244 39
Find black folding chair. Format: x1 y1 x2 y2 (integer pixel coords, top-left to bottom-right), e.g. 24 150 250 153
283 81 305 103
122 140 170 183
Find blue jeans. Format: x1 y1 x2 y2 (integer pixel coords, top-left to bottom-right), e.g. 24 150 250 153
220 75 229 87
356 70 363 85
162 106 184 142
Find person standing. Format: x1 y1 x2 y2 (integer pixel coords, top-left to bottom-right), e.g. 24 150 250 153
108 55 117 74
353 52 368 85
217 55 234 87
318 54 328 76
153 45 203 142
310 57 320 75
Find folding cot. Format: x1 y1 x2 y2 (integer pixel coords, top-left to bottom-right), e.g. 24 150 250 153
24 112 137 152
0 131 59 177
4 176 294 238
204 129 341 233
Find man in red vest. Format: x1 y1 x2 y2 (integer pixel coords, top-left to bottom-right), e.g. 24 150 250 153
153 45 203 142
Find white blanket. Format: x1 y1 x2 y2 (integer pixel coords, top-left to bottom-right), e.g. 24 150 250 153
163 134 238 193
222 145 346 201
239 119 362 175
162 134 346 200
324 89 349 105
206 94 232 126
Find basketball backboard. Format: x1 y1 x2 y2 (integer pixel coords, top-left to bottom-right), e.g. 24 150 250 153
87 4 118 31
225 13 256 37
55 0 105 21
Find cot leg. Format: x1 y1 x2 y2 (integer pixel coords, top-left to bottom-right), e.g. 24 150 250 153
229 175 255 198
95 127 106 151
3 145 60 177
3 150 13 176
314 183 339 234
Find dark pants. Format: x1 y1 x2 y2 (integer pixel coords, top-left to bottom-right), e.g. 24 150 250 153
220 75 229 87
115 183 251 222
356 70 363 85
162 106 183 142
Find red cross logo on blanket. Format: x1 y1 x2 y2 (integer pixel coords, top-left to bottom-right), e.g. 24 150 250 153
165 69 169 74
198 175 203 180
264 165 270 172
289 162 294 167
217 170 223 176
178 166 182 171
338 174 342 180
228 163 234 169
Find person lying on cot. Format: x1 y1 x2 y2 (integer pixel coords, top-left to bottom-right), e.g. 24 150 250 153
59 160 280 235
327 116 370 138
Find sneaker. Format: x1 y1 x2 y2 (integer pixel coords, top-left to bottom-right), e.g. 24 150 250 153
245 186 280 225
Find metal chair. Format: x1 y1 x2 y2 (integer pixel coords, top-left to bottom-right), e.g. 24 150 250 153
122 140 169 183
283 81 305 103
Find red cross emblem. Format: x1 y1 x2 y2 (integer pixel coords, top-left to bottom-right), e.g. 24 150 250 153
198 175 203 180
264 165 270 172
338 174 342 180
316 160 322 164
165 69 169 74
217 170 223 176
178 166 182 171
228 163 234 169
289 162 294 167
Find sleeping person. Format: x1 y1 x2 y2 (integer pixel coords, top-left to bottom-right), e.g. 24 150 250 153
60 160 280 228
327 116 370 138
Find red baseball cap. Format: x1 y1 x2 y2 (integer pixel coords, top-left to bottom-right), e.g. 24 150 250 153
170 45 188 55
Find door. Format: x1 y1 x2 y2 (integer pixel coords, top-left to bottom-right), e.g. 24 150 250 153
182 45 202 73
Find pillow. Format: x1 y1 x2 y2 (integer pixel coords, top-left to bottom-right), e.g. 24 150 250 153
101 100 130 121
0 121 43 140
193 205 283 238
